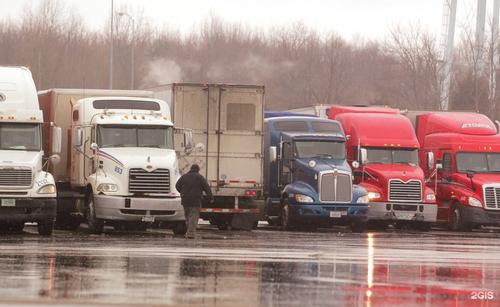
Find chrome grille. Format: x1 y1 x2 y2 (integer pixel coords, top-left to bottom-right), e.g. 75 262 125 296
129 168 170 194
483 185 500 210
319 171 352 203
0 167 32 187
388 179 422 202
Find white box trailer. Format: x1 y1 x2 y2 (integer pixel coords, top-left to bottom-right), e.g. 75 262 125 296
287 105 332 118
150 83 265 229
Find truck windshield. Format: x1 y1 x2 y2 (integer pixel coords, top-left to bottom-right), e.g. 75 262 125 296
456 152 500 173
294 141 345 159
365 148 419 166
0 123 41 151
97 125 174 149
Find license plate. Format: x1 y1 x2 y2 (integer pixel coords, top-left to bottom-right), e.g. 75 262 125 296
142 216 155 222
395 213 414 220
330 211 342 218
1 199 15 207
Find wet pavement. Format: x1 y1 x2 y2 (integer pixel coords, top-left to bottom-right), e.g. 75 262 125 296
0 224 499 306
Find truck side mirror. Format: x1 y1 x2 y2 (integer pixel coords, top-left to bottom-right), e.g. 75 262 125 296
427 152 434 170
52 126 62 154
269 146 277 163
73 128 83 147
435 161 443 173
183 130 193 152
49 154 61 165
495 120 500 134
360 148 367 164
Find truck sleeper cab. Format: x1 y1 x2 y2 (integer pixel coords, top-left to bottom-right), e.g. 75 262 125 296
329 106 437 230
264 115 369 232
408 111 500 230
0 67 60 235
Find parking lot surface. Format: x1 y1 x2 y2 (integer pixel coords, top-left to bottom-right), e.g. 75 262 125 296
0 224 499 306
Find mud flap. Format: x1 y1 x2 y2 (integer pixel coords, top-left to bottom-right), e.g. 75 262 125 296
231 214 258 230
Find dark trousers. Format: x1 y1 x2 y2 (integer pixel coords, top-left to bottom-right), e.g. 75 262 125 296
184 206 200 237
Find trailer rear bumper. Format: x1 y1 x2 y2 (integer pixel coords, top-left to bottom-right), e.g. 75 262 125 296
0 198 57 222
94 195 185 222
367 202 438 223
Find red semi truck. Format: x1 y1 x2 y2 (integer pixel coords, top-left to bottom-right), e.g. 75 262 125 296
329 106 438 230
405 111 500 230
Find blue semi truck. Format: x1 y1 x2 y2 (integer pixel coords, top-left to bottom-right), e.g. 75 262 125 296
263 114 369 232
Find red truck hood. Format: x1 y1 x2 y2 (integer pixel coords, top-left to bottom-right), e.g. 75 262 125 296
364 164 424 182
454 173 500 186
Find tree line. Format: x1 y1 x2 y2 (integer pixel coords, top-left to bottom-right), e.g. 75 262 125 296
0 0 498 117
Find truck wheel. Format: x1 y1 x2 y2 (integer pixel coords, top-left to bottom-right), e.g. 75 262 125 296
10 222 24 234
280 201 295 231
86 194 104 234
450 205 472 232
37 220 54 236
367 221 388 231
350 221 366 233
217 221 229 230
415 222 432 231
173 222 187 235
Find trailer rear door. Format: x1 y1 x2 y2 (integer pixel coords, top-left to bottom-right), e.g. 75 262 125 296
171 84 264 195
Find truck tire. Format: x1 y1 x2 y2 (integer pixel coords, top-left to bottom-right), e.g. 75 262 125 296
280 200 296 231
37 219 54 236
450 204 472 232
367 221 388 231
86 194 104 234
173 222 187 235
350 221 366 233
9 222 24 234
415 222 432 231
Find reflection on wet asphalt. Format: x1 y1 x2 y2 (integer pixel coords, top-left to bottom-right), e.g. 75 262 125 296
0 224 499 306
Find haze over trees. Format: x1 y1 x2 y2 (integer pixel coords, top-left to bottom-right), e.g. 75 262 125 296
0 0 499 117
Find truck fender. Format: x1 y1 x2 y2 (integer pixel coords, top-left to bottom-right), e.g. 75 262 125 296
282 181 318 203
352 184 368 202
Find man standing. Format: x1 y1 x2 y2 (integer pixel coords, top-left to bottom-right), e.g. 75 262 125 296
175 164 213 239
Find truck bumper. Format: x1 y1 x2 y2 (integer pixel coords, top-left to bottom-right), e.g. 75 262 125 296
462 206 500 226
0 198 57 222
289 203 369 226
367 202 438 223
94 195 184 222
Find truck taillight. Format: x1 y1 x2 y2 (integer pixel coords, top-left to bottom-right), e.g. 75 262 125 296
245 190 257 197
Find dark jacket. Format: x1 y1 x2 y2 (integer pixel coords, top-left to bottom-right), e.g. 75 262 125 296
175 170 213 207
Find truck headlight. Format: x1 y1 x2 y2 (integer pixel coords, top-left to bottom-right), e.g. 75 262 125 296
368 192 381 200
426 193 436 201
97 183 118 193
38 184 56 194
295 194 314 203
357 195 369 203
468 197 482 208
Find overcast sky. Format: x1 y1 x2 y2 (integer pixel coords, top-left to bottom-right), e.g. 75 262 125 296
0 0 490 40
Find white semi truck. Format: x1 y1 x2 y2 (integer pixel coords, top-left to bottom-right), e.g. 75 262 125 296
38 89 188 234
0 67 60 235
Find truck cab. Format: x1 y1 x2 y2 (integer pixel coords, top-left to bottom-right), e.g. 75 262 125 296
42 95 188 234
0 66 60 235
330 106 437 230
410 112 500 230
264 116 369 231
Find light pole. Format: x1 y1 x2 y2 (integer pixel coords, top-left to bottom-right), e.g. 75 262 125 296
109 0 114 89
118 12 135 90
